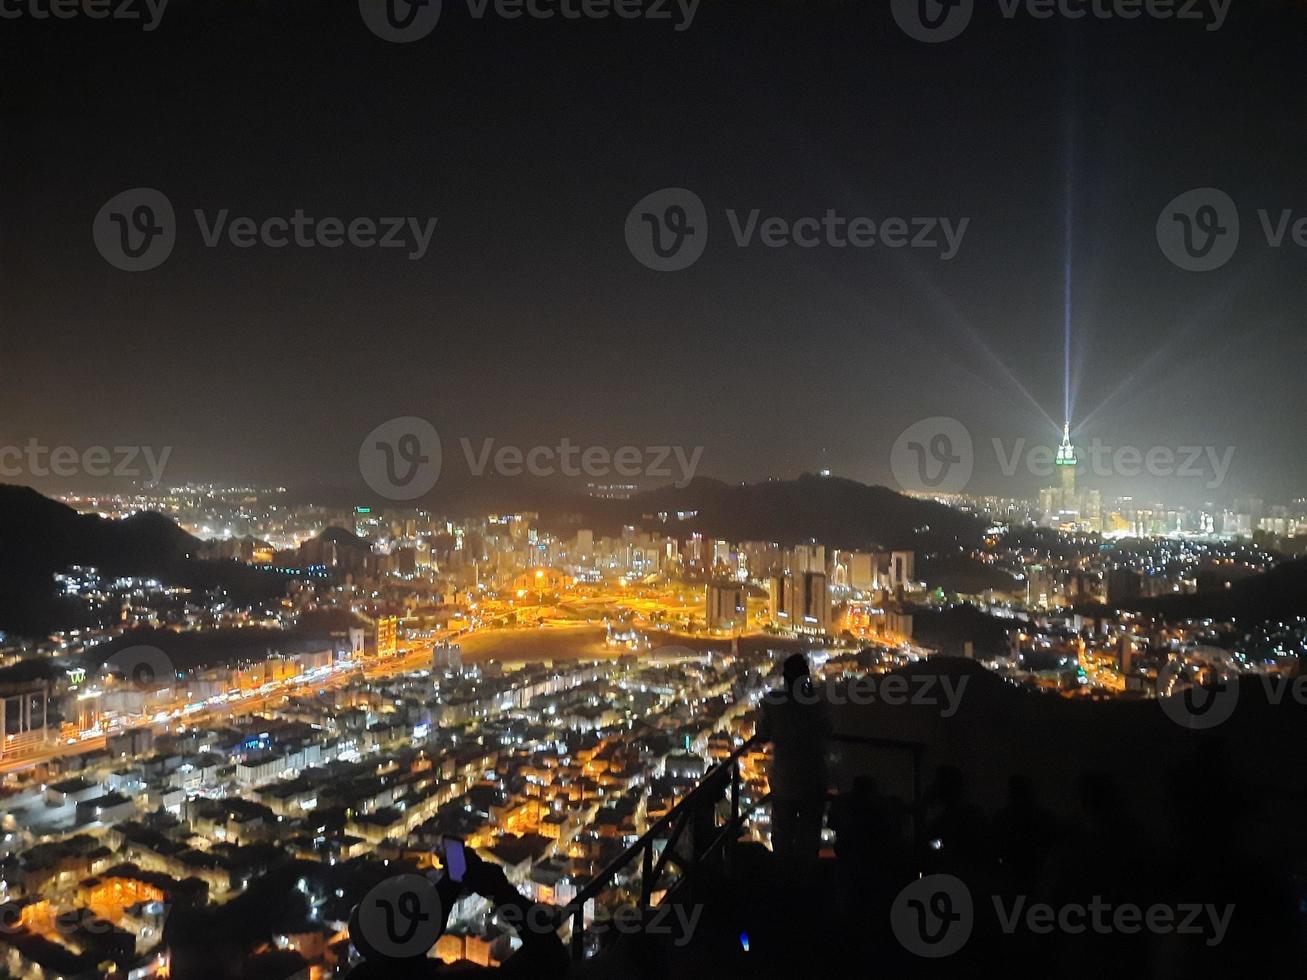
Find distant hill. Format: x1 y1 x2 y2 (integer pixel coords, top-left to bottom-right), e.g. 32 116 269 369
555 474 985 553
909 605 1013 657
1123 557 1307 623
0 485 288 638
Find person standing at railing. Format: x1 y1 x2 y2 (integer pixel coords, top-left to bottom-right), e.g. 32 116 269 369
756 653 832 879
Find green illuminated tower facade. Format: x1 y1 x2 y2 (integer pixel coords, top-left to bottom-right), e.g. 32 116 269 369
1055 422 1077 497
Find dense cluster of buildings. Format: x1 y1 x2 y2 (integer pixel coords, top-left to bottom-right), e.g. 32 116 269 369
0 482 1301 976
1 638 786 977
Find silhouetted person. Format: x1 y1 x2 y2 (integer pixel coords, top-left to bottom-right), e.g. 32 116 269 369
919 765 987 876
756 653 831 878
829 774 911 943
831 775 909 872
991 773 1057 892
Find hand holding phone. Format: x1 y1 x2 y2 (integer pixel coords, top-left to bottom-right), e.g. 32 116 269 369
441 836 467 883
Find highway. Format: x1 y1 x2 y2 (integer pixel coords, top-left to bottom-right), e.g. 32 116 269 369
0 584 710 775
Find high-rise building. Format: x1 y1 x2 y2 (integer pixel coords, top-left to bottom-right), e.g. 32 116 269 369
796 571 830 633
770 572 830 634
890 551 915 591
788 543 826 576
1026 564 1053 608
740 541 783 580
371 616 398 658
432 642 463 672
767 575 793 625
685 534 704 568
1039 423 1102 531
706 583 747 632
1056 421 1078 497
848 552 876 591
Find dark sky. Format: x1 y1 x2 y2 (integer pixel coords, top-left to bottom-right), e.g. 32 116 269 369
3 0 1306 505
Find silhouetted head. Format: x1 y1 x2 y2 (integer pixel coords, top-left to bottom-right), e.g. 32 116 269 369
851 776 878 799
1008 773 1034 806
929 765 965 806
1079 770 1118 817
782 653 810 692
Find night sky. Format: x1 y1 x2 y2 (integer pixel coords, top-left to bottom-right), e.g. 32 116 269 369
3 0 1307 503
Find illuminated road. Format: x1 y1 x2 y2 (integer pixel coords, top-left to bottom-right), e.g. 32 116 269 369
0 584 712 774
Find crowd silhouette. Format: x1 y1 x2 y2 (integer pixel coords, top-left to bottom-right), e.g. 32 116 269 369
347 657 1302 979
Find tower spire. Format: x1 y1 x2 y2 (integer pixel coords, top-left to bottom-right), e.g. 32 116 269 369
1056 421 1076 466
1055 421 1077 497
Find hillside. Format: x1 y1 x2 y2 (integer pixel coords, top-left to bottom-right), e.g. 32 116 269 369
558 473 985 552
1124 557 1307 623
0 485 288 637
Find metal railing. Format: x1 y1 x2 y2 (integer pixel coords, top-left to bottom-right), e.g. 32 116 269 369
554 731 924 960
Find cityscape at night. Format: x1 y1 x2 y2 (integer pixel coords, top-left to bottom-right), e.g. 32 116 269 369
4 1 1307 978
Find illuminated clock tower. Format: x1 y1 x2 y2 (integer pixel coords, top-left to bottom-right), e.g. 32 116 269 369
1055 421 1078 497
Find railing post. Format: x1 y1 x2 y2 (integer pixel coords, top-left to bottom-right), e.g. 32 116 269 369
640 839 654 909
730 759 740 824
571 907 584 960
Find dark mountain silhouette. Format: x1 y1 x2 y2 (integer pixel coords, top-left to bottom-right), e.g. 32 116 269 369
338 471 983 554
552 473 985 552
1121 557 1307 623
909 604 1013 658
0 484 288 638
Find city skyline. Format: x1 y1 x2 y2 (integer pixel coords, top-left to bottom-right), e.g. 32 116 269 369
4 2 1307 502
4 2 1307 977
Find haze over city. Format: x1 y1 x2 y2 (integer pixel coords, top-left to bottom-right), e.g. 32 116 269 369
3 2 1307 979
